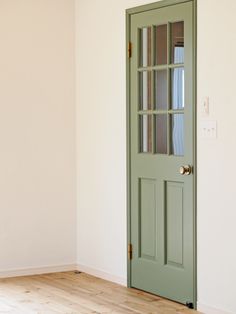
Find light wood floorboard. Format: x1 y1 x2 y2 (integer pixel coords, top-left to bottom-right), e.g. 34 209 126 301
0 271 201 314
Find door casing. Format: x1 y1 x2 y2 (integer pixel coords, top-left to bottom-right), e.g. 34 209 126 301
126 0 197 308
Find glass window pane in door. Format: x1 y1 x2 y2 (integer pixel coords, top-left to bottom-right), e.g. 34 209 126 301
171 21 184 64
171 67 184 109
155 24 167 65
171 114 184 156
155 114 167 154
154 70 168 110
139 71 152 110
140 115 152 153
139 27 152 67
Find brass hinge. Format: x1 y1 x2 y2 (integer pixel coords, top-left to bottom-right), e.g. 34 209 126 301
128 244 133 260
128 42 132 58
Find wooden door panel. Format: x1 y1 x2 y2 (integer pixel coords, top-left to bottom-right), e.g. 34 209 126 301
138 178 158 261
165 181 184 268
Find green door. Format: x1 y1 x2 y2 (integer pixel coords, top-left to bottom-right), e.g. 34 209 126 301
128 0 196 307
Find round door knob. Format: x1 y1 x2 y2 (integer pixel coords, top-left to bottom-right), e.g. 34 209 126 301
179 165 192 175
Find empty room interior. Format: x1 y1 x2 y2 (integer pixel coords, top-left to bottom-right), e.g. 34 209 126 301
0 0 235 313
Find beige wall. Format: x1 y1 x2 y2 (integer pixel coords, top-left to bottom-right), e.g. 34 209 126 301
197 1 236 313
0 0 76 272
76 0 236 313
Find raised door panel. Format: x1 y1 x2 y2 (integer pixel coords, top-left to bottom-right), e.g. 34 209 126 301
165 181 184 268
138 178 157 261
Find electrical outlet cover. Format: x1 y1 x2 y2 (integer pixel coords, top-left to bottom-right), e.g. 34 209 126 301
200 120 217 139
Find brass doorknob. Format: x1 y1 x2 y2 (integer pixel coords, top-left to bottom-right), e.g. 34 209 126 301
179 165 192 175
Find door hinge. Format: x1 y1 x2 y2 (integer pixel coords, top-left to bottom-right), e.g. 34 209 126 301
128 244 133 260
128 42 132 58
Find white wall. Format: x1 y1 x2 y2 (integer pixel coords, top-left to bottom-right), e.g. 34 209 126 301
76 0 236 313
0 0 76 273
75 0 159 284
197 1 236 313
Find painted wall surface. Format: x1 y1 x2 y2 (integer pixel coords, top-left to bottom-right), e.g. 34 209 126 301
76 0 236 313
0 0 76 271
75 0 159 283
197 1 236 313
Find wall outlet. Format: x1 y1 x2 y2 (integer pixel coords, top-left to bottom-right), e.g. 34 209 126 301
200 120 217 139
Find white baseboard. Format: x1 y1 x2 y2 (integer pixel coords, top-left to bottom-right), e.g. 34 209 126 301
76 263 127 286
0 263 126 287
198 303 233 314
0 264 76 279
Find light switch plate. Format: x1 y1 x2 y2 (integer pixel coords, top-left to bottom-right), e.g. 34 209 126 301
200 120 217 139
201 96 210 117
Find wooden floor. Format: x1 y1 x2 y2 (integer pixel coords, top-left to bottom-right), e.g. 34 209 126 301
0 271 201 314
